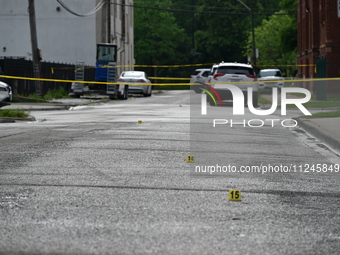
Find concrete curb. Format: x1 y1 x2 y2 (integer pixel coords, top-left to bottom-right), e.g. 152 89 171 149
0 116 36 123
294 117 340 152
3 103 70 111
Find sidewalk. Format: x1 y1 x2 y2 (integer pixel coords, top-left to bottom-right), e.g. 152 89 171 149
2 102 69 111
0 98 104 123
261 93 340 152
294 117 340 152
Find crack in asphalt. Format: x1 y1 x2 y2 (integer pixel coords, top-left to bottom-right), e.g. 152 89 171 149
1 183 339 198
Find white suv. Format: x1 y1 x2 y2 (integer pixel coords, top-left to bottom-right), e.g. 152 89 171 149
210 62 258 106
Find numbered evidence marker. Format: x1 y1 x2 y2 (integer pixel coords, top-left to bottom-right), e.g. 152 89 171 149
228 190 241 201
186 155 194 163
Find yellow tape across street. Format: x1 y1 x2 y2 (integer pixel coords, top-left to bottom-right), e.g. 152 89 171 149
1 74 339 87
0 74 190 86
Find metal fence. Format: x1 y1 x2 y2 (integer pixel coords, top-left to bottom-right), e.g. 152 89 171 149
0 57 95 96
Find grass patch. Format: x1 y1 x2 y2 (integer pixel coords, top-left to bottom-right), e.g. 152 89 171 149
258 95 271 105
303 100 340 108
260 90 340 109
302 110 340 118
12 94 46 103
155 85 190 90
0 109 29 118
12 87 70 103
44 87 69 100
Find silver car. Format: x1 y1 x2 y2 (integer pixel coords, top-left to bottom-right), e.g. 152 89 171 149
190 68 211 93
258 69 284 89
117 71 152 97
0 81 12 107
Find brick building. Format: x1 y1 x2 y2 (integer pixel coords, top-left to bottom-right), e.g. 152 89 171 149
297 0 340 89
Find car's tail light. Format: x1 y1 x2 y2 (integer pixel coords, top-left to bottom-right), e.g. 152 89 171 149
137 79 146 82
117 78 124 82
246 75 257 80
213 73 224 80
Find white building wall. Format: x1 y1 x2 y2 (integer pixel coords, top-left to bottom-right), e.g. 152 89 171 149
108 0 135 75
0 0 97 66
0 0 134 73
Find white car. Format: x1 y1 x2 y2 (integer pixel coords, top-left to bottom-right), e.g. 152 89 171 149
117 71 152 98
190 68 210 84
69 82 84 98
206 64 219 85
0 81 12 107
209 62 259 106
258 69 284 89
190 68 211 93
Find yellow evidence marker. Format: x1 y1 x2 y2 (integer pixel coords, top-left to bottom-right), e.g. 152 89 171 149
228 190 241 201
186 155 194 163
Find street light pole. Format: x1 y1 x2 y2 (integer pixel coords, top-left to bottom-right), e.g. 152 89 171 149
236 0 256 69
28 0 42 96
250 6 256 69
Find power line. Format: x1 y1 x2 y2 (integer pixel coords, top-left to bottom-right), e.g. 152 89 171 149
56 0 106 17
134 0 294 13
56 0 296 17
113 2 297 16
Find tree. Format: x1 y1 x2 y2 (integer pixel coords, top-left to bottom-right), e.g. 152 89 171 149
244 10 297 75
134 1 191 78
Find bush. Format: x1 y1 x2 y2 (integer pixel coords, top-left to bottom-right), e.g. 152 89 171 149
44 87 69 99
0 109 29 118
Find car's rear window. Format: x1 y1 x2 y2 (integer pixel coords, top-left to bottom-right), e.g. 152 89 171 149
123 72 143 78
192 70 201 76
259 70 282 77
217 66 254 76
202 71 210 77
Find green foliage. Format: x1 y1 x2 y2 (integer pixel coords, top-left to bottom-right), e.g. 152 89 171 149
13 87 69 102
134 0 191 77
244 10 297 76
302 110 340 118
279 0 297 10
134 0 297 78
194 0 250 64
0 109 29 118
44 87 69 99
12 94 46 103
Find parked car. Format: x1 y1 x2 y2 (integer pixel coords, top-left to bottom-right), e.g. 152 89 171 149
0 81 12 107
258 69 284 89
206 64 219 85
190 68 211 93
69 82 84 98
209 62 258 106
117 71 152 98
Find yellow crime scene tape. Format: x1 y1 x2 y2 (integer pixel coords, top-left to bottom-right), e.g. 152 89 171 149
0 74 191 86
1 74 339 87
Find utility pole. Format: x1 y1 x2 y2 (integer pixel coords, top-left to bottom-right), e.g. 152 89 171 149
107 0 111 43
28 0 42 96
236 0 256 69
101 0 111 43
101 0 107 42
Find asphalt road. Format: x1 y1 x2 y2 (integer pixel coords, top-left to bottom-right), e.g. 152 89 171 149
0 90 339 254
